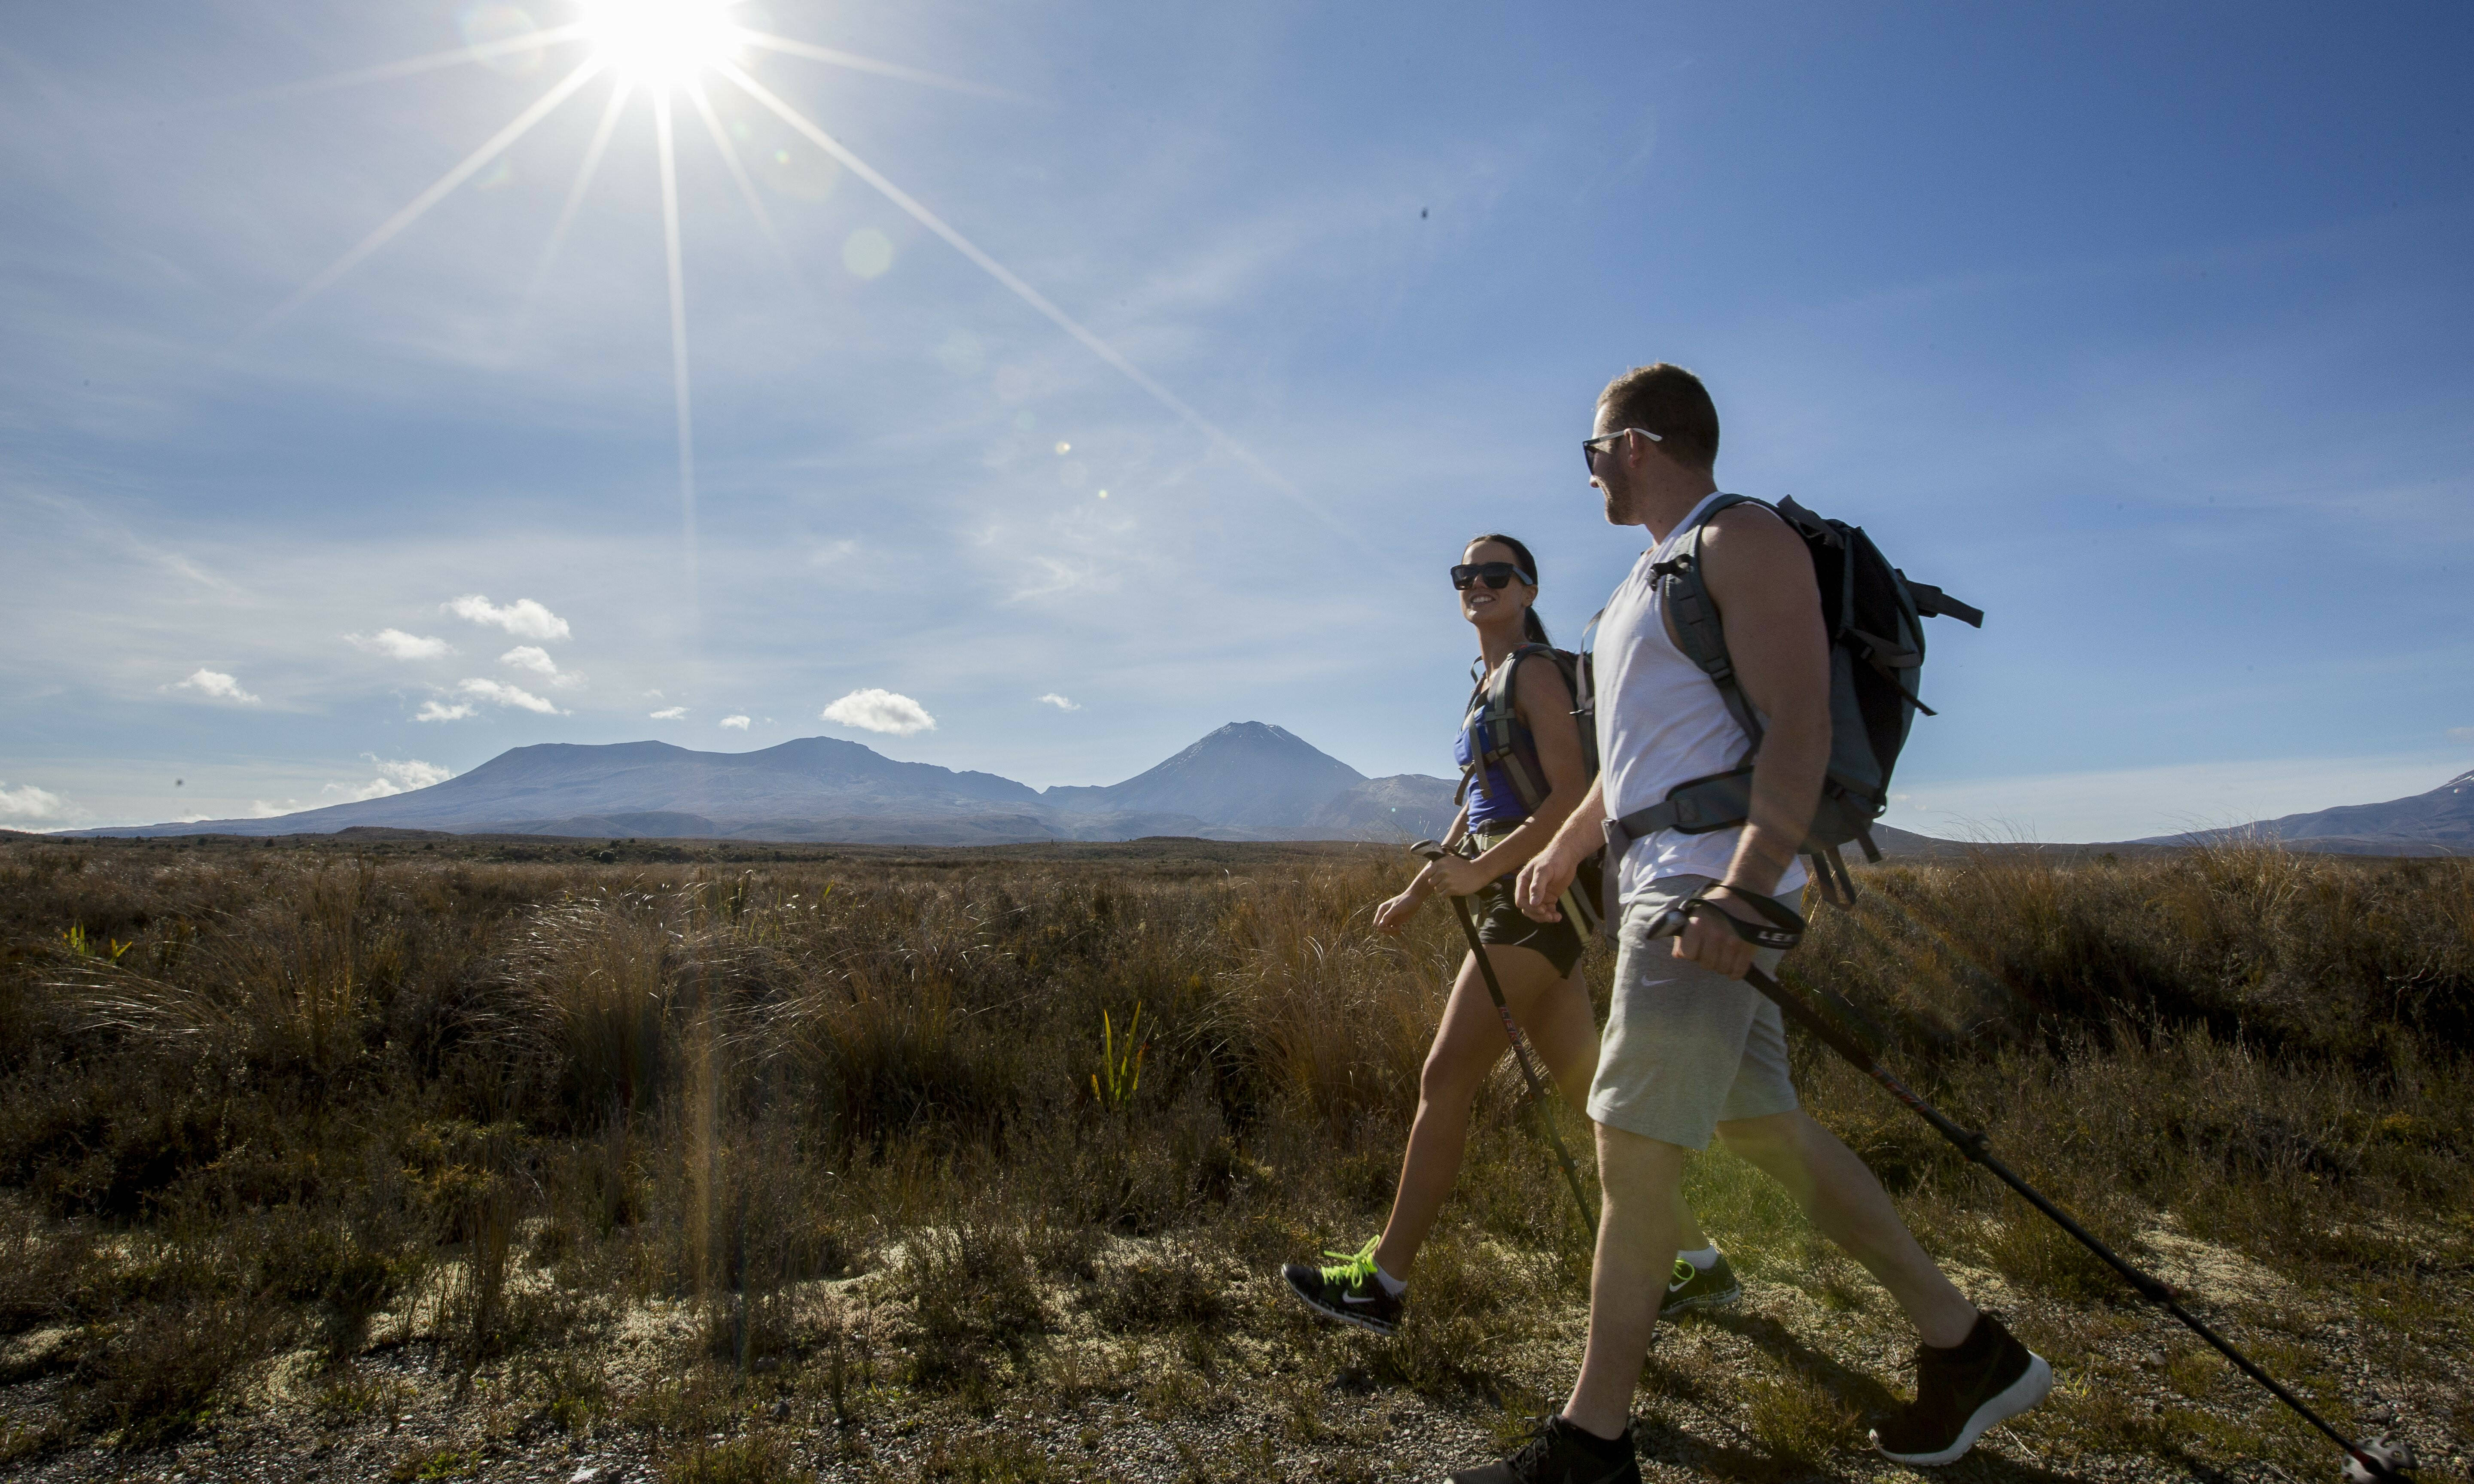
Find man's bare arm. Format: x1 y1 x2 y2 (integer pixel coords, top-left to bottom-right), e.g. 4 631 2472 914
1699 507 1831 899
1514 775 1603 922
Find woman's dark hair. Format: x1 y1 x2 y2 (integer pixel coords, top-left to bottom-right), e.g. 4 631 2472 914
1466 532 1551 646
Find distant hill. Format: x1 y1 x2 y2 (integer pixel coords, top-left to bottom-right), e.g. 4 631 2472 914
76 737 1062 842
2140 768 2473 855
73 724 1462 846
1040 722 1367 827
1305 774 1463 842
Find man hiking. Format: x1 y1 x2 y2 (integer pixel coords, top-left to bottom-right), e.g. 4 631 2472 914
1447 364 2050 1483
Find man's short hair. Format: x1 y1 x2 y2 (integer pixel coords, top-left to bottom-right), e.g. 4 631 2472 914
1598 363 1718 472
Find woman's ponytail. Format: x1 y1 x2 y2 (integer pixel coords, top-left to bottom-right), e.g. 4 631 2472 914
1522 608 1551 646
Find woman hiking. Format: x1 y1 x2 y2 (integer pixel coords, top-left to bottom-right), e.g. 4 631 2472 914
1281 533 1739 1335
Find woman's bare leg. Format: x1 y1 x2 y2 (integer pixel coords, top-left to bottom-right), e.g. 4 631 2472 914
1372 947 1708 1281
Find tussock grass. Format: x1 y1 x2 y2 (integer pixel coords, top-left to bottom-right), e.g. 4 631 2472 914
0 836 2467 1475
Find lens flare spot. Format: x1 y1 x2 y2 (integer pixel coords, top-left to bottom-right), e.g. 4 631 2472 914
579 0 744 90
759 138 838 202
1097 490 1109 499
1054 441 1071 455
842 227 894 279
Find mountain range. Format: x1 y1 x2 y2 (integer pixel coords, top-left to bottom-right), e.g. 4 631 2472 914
55 727 2473 855
2140 767 2474 855
76 722 1468 846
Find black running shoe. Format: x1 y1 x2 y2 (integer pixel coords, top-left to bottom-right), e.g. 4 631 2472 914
1447 1416 1640 1484
1281 1237 1403 1336
1659 1253 1742 1319
1871 1312 2052 1466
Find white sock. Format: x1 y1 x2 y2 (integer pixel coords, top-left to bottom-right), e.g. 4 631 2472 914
1678 1245 1721 1271
1373 1262 1408 1297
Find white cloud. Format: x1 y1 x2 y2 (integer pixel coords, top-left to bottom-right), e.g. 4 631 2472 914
458 677 564 714
1036 693 1081 711
415 699 478 722
820 688 936 736
719 714 751 730
501 645 583 688
446 594 571 641
347 628 453 660
249 799 301 818
1007 555 1098 603
323 756 454 802
174 668 259 704
2450 726 2474 744
0 781 76 823
649 706 687 720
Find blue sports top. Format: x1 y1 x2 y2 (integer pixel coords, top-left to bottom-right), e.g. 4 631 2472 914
1454 715 1536 832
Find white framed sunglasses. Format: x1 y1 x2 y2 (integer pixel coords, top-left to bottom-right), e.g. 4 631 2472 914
1582 426 1661 471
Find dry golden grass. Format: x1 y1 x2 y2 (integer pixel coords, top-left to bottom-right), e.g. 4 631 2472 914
0 833 2467 1480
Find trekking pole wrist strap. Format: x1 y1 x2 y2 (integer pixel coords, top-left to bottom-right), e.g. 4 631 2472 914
1680 887 1805 950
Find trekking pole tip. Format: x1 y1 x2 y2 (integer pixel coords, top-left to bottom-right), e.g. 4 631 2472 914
2343 1438 2416 1483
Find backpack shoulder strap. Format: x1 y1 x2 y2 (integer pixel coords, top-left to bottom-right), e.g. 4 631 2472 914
1653 495 1771 754
1453 669 1490 806
1474 643 1560 812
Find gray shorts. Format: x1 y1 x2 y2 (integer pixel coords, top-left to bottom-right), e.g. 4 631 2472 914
1586 875 1800 1150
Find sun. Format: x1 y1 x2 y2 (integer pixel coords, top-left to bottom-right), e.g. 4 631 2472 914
248 2 1334 579
578 0 745 89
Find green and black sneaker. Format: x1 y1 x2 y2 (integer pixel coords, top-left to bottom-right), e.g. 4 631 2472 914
1659 1251 1742 1318
1281 1237 1403 1335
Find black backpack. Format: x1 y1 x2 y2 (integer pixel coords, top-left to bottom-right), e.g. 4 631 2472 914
1457 643 1607 935
1598 495 1983 904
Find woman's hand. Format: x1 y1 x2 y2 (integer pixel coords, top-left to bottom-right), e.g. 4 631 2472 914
1372 891 1423 935
1425 853 1493 899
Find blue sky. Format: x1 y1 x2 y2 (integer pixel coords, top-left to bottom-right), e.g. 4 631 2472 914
3 0 2468 841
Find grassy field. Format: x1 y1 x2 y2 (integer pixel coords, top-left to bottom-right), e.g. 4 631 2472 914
0 832 2467 1483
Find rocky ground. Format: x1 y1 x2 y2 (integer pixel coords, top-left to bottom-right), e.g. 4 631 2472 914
3 1221 2465 1484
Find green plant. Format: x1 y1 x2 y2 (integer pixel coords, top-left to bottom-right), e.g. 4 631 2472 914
59 926 130 962
390 1448 481 1481
1090 1002 1146 1112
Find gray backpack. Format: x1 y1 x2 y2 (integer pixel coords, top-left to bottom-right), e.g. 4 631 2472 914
1598 495 1983 903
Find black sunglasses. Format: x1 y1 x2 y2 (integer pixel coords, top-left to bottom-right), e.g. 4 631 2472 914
1451 561 1535 590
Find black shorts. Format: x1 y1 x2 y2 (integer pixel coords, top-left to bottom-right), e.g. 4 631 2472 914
1471 873 1587 979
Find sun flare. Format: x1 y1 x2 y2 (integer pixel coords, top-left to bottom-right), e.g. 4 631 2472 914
251 0 1331 583
578 0 744 89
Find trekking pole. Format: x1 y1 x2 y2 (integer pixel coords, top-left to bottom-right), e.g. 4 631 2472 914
1643 895 2416 1484
1411 842 1597 1244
